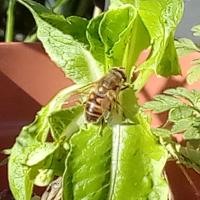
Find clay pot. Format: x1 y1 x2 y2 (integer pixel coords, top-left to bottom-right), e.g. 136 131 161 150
0 43 200 199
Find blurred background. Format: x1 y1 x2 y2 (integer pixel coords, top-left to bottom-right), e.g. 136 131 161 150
0 0 106 42
1 0 200 44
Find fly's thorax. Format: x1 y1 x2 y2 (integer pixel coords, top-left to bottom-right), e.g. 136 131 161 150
111 67 126 82
101 68 126 90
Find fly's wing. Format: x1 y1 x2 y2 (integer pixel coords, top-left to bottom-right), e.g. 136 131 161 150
63 82 96 107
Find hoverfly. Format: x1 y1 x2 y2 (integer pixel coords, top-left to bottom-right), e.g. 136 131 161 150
85 67 127 123
63 67 127 124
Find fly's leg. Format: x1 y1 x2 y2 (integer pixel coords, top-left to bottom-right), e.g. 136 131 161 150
97 118 106 136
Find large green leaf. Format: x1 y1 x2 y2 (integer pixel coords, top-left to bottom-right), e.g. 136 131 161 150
26 142 59 166
8 84 81 200
17 0 104 85
63 125 112 200
87 5 150 78
48 105 84 140
119 87 139 122
113 0 184 91
86 14 106 68
100 5 137 69
100 5 150 77
109 114 168 200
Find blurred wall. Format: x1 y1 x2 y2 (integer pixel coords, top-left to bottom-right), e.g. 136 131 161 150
175 0 200 44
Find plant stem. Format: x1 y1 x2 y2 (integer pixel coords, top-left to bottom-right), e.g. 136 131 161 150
5 0 16 42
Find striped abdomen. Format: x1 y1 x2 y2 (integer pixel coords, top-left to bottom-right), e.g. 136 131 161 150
85 91 109 122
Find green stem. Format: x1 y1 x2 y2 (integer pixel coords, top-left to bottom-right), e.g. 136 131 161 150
5 0 16 42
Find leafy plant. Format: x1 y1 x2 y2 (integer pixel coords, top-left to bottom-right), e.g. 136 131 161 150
5 0 186 199
175 24 200 84
144 87 200 172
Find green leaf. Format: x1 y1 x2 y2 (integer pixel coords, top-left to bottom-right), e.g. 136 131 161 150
152 128 172 139
109 114 168 200
133 0 184 91
63 125 112 200
26 143 59 166
88 4 150 77
32 145 67 186
187 60 200 85
99 6 137 68
179 142 200 172
143 94 183 113
49 145 67 176
164 87 198 105
171 119 193 133
163 87 200 111
99 5 150 77
17 0 104 85
86 14 106 67
109 0 137 9
157 33 180 76
119 87 139 122
192 24 200 37
175 38 200 56
184 127 200 140
34 169 54 187
8 84 81 200
48 105 84 140
169 105 193 122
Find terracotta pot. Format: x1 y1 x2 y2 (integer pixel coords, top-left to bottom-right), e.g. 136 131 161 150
1 42 200 199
